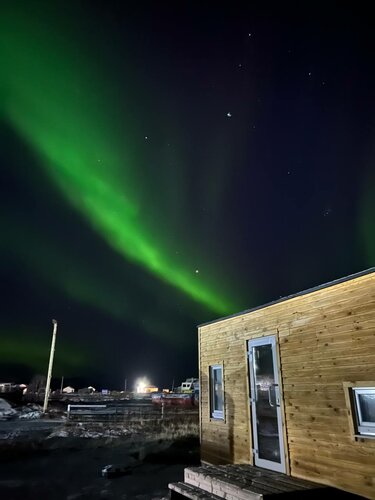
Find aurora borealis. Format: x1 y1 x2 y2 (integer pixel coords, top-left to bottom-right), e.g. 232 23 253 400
0 1 374 389
0 3 236 316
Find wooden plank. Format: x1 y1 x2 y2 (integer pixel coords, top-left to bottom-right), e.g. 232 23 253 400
292 461 375 499
281 356 375 372
285 406 347 418
290 445 375 466
282 367 375 383
287 434 354 446
280 327 375 349
284 392 345 403
290 453 375 479
169 481 226 500
280 343 375 365
287 327 375 343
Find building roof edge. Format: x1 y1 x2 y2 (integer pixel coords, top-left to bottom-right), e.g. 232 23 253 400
198 267 375 328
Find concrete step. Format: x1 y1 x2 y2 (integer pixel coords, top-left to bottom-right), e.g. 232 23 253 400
169 481 223 499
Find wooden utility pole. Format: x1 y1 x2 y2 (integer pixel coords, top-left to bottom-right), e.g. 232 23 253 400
43 319 58 413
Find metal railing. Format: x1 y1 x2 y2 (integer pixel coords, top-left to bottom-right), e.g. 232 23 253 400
67 403 198 422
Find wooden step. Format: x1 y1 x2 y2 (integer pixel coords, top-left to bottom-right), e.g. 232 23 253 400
168 481 223 500
183 464 347 499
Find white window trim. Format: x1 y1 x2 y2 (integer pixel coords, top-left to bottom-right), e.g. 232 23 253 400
210 364 224 420
353 387 375 437
343 381 375 441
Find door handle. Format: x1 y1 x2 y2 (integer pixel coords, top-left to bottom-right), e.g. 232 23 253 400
268 384 280 408
275 384 280 406
268 386 275 407
254 384 259 403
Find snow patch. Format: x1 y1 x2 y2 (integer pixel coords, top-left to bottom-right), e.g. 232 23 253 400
0 398 17 420
18 410 42 420
47 425 130 439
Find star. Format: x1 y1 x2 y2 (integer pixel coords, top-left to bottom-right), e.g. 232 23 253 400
195 269 199 274
308 72 312 76
144 136 148 140
227 112 232 118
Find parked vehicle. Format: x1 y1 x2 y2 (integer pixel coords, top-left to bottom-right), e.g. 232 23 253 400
179 378 199 393
101 464 132 478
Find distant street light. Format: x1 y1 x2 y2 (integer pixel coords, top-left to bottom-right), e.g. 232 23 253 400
43 319 58 413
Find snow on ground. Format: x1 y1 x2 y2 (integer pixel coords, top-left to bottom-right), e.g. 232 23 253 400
47 423 131 439
0 398 44 420
0 398 17 420
18 408 42 419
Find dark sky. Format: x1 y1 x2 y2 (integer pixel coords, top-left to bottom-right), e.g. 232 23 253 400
0 1 374 391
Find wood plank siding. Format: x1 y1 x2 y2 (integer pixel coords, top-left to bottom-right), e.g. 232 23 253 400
198 270 375 499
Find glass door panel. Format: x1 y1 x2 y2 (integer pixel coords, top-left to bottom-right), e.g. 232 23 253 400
248 336 285 473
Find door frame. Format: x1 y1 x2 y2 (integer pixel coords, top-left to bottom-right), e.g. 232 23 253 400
247 335 287 473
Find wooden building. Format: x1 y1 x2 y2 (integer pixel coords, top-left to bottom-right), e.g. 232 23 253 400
198 268 375 499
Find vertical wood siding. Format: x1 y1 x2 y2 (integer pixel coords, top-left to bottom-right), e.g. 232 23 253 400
199 272 375 499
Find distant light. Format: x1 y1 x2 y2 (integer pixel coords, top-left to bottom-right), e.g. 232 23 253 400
137 382 145 393
195 269 199 274
227 112 232 118
135 376 150 393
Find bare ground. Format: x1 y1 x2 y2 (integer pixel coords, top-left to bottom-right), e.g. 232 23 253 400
0 421 200 500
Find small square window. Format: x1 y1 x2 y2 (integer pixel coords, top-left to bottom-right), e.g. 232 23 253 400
353 388 375 437
209 365 224 419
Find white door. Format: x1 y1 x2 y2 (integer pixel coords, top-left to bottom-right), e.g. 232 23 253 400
248 336 286 473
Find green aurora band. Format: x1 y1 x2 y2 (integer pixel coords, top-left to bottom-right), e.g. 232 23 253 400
1 331 88 375
0 6 237 316
1 215 196 347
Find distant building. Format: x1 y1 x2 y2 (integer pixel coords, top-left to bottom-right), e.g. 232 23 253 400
62 386 75 394
0 382 23 403
142 385 158 394
0 383 13 393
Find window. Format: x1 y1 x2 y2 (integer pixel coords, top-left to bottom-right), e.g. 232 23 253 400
210 365 224 419
353 388 375 437
343 382 375 439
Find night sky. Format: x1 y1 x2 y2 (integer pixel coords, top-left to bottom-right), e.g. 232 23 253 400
0 1 374 391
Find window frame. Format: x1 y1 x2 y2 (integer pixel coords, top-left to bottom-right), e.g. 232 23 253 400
209 364 224 420
343 381 375 440
353 387 375 436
